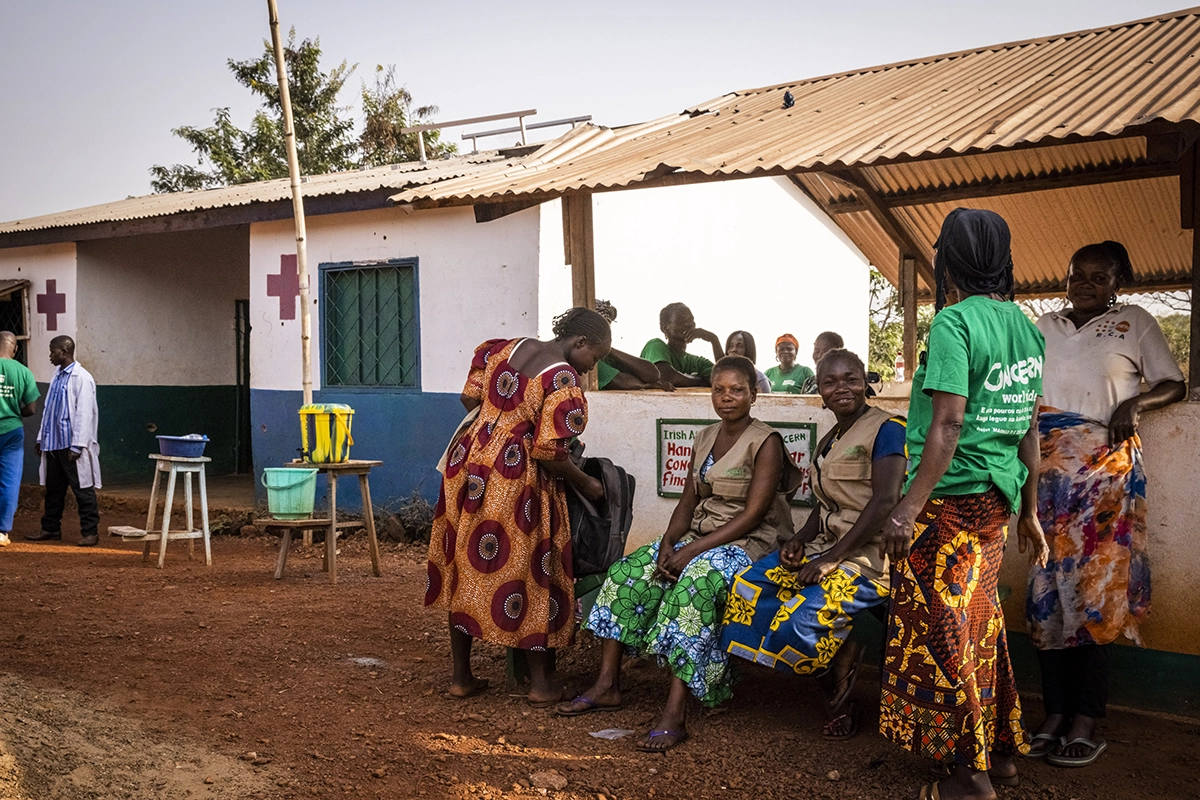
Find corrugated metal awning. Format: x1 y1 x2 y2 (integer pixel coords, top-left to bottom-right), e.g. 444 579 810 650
0 279 29 300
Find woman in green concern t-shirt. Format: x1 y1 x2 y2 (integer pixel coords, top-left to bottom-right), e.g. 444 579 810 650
764 333 813 394
875 209 1050 800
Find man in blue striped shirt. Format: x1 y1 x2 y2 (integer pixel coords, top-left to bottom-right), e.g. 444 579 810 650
26 336 101 546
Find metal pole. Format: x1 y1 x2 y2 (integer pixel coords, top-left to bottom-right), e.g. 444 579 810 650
417 131 427 165
518 114 528 145
267 0 312 406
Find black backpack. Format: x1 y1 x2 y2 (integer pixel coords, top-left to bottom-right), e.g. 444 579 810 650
566 456 636 577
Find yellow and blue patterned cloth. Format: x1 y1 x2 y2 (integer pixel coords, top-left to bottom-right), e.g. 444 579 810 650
721 552 887 674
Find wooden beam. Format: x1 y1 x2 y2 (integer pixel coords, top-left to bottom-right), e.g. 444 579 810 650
824 162 1179 214
1186 143 1200 399
562 193 597 389
828 168 935 288
473 197 542 223
900 255 917 380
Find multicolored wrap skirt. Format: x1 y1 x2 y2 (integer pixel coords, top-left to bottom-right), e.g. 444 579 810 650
583 539 750 706
721 551 888 674
879 490 1029 769
1027 409 1149 648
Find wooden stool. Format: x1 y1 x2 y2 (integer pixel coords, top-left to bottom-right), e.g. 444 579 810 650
259 459 382 584
108 454 212 568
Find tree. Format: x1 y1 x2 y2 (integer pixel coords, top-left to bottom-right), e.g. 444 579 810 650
359 65 456 167
150 30 357 193
1156 313 1190 377
867 268 931 381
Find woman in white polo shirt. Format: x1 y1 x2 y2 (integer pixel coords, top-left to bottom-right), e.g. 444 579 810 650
1026 241 1186 768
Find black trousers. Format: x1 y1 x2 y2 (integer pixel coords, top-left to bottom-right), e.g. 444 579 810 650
1038 644 1111 719
41 449 100 537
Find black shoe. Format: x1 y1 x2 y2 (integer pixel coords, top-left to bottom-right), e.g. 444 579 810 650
78 535 99 547
24 530 62 541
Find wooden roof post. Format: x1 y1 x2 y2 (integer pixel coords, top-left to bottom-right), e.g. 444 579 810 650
1184 144 1200 400
900 254 917 381
562 193 598 389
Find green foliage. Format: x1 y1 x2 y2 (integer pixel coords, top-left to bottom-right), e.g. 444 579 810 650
359 65 456 167
1156 313 1190 377
867 268 931 381
153 32 447 193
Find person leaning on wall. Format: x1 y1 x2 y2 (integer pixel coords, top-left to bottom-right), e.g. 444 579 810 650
724 330 771 393
594 300 675 391
640 302 723 388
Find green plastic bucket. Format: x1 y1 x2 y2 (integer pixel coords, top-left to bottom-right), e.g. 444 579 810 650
262 468 318 520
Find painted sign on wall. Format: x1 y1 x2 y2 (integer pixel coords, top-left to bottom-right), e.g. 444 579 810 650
656 418 818 505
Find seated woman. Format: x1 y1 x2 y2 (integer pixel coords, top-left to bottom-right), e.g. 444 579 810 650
640 302 724 387
725 330 772 393
594 300 675 391
722 348 906 739
557 356 801 751
799 331 843 393
765 334 814 394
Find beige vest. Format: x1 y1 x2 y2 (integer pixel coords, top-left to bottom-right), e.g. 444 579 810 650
804 405 898 584
690 418 803 562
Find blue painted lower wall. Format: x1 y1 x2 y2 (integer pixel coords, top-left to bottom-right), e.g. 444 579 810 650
250 388 465 511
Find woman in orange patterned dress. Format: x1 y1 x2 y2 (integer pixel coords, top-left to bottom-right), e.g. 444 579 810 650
425 308 611 706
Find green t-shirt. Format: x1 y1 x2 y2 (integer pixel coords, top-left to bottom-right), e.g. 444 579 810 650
764 364 814 394
904 295 1045 511
0 358 39 435
596 356 620 389
639 338 713 379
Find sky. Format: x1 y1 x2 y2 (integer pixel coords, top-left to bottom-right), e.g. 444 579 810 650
0 0 1182 223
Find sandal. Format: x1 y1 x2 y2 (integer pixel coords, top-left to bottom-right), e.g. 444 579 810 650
933 762 1018 787
915 782 942 800
1047 736 1107 767
555 695 624 717
1023 732 1060 758
822 701 858 741
635 729 689 752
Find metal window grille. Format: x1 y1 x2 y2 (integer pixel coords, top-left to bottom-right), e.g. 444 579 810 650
323 261 418 388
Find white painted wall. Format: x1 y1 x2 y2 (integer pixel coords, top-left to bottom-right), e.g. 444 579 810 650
585 389 1199 657
75 228 248 385
539 177 870 370
0 243 76 382
250 205 542 393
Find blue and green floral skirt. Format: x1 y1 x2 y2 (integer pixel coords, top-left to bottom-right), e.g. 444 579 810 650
583 539 750 706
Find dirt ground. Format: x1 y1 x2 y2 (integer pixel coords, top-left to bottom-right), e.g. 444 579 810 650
1 501 1198 800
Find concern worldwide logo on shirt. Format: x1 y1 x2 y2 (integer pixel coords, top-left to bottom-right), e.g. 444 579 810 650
983 356 1043 394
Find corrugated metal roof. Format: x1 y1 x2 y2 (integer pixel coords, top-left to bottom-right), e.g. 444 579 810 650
386 7 1200 293
0 152 514 235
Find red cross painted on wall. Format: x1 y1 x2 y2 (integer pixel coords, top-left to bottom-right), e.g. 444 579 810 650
267 254 300 320
37 279 66 331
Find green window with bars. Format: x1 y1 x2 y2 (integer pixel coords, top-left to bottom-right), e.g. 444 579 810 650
322 260 419 388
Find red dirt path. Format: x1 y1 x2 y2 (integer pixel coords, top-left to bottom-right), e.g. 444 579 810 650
1 505 1197 800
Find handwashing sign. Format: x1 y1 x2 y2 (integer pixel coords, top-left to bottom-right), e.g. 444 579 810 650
656 418 818 505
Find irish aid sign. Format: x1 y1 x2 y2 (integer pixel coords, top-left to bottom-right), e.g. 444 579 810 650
656 418 817 505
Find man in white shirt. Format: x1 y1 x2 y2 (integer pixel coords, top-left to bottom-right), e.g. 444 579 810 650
25 336 102 547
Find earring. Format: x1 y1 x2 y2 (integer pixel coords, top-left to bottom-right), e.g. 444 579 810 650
1108 294 1117 308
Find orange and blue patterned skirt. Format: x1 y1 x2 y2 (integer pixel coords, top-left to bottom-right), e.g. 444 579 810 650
879 490 1030 770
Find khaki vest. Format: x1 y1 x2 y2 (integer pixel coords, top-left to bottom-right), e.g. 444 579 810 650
805 405 899 584
690 418 802 562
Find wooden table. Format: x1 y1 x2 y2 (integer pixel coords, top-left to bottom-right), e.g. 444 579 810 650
258 460 382 584
108 454 212 568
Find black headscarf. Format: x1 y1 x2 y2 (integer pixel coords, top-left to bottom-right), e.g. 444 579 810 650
933 208 1014 311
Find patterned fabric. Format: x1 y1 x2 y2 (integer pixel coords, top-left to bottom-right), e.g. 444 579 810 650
1027 409 1149 648
40 362 76 452
879 490 1029 769
584 540 751 706
424 339 587 651
721 551 888 674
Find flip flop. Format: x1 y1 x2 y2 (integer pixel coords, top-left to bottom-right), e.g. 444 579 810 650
445 678 490 700
1046 736 1107 767
826 646 865 715
1022 732 1061 758
528 685 578 709
822 701 858 741
915 782 941 800
555 695 624 717
635 729 689 753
